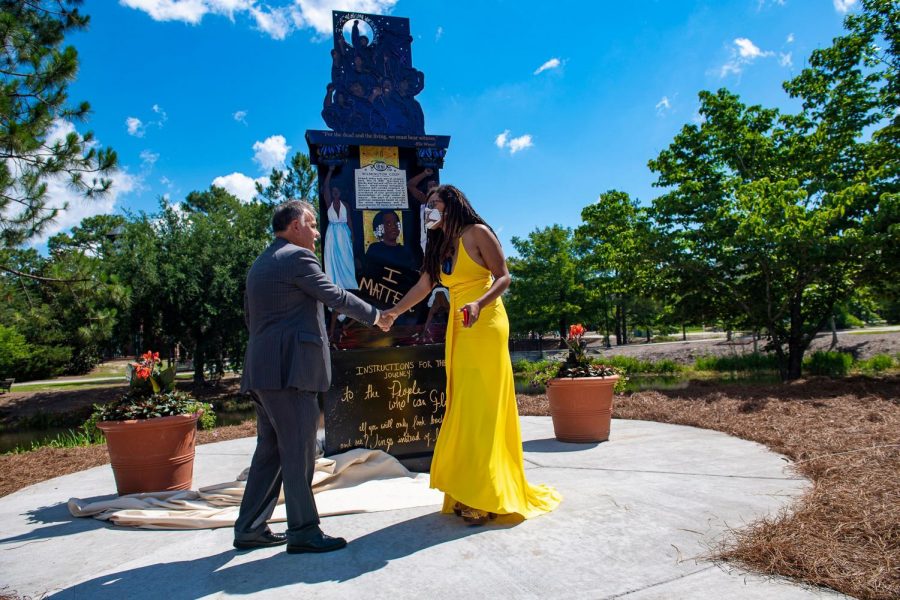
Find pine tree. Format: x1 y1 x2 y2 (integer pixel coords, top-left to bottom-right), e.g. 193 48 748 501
0 0 117 250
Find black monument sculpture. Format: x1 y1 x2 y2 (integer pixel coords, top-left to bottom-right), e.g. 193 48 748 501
306 10 451 471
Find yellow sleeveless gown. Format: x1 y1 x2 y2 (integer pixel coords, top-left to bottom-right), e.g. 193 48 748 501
430 237 562 518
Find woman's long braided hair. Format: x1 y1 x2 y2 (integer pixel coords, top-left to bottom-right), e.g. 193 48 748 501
422 184 496 284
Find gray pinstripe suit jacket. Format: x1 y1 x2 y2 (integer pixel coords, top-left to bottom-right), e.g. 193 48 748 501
240 238 377 393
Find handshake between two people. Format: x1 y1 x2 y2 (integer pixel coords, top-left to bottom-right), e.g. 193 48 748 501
374 301 481 332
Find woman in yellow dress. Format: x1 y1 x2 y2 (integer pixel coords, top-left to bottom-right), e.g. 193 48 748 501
383 185 561 524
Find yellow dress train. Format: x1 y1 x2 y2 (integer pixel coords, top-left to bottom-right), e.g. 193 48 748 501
429 238 562 519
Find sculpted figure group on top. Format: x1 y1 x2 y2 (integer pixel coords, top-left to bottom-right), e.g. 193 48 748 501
322 18 426 135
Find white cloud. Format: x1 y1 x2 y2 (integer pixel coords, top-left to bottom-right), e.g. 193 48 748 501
435 26 443 41
719 37 774 77
233 110 248 125
122 0 399 38
126 105 167 137
152 103 168 125
291 0 398 35
160 176 172 186
779 52 793 67
119 0 216 24
25 119 137 244
507 134 533 154
655 96 671 114
495 130 533 154
735 37 771 59
211 172 269 202
126 116 145 137
534 58 561 75
786 33 795 43
252 135 290 171
834 0 857 14
250 5 292 40
139 149 160 167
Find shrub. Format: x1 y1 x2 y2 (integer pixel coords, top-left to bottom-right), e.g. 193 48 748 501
512 359 552 379
599 355 682 375
856 354 894 373
804 351 853 378
512 358 532 374
0 324 30 377
694 353 778 372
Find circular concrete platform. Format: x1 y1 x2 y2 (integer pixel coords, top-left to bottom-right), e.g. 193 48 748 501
0 418 849 599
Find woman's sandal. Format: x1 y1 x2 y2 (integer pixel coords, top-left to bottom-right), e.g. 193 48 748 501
461 508 498 525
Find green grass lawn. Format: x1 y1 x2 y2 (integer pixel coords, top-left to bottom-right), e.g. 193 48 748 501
11 380 127 393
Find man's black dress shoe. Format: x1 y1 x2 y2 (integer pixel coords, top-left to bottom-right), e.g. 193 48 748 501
286 532 347 554
233 530 288 550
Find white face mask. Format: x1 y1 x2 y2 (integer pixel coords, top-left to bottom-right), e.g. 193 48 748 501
424 207 443 230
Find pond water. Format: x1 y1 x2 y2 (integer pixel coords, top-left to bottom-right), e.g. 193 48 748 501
0 426 75 454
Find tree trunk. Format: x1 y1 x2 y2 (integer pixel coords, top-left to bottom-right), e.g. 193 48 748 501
646 327 651 343
682 323 686 342
193 341 206 385
558 316 567 349
787 343 804 380
785 294 804 381
614 304 622 345
621 307 628 345
829 315 838 350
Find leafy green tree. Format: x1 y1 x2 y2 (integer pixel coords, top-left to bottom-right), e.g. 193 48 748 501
0 0 117 251
43 217 128 371
649 0 897 379
255 151 318 208
0 249 73 378
577 191 658 345
117 188 271 382
507 226 585 343
0 215 127 377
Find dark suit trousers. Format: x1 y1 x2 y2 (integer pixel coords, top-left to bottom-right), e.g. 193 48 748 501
234 389 321 545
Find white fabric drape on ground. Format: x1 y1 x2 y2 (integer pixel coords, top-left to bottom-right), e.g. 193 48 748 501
68 448 442 530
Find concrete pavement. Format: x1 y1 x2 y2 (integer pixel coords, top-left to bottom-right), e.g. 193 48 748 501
0 418 849 599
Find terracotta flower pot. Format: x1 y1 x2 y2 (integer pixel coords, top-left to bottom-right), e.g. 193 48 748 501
98 413 199 496
547 375 619 443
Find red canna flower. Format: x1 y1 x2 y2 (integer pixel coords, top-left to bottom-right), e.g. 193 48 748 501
568 324 585 339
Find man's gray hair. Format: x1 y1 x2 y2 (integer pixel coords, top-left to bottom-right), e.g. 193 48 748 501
272 200 316 233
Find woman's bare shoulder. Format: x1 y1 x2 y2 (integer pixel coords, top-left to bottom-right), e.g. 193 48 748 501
469 224 499 245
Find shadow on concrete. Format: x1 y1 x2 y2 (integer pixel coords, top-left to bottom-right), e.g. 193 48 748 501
0 500 109 545
48 512 507 599
523 438 600 453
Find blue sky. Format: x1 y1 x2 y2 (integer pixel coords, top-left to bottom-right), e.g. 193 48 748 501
49 0 857 253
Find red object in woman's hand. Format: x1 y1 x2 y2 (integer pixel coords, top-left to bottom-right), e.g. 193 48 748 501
462 306 470 327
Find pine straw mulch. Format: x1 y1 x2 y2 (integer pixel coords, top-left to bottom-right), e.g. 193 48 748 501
2 377 898 598
522 376 900 600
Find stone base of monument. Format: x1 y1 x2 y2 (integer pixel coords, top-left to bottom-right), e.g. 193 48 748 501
324 345 446 472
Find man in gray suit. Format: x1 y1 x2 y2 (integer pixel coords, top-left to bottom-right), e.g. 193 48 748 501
234 200 393 554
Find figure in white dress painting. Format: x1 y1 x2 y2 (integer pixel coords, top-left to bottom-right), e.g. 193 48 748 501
322 164 358 290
